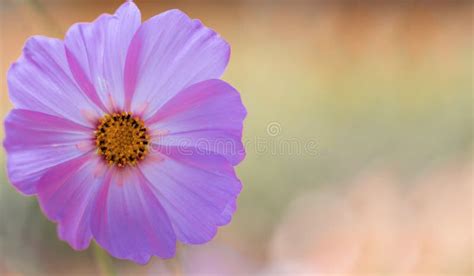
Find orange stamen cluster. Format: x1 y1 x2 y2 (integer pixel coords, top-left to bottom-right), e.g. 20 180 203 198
95 112 149 167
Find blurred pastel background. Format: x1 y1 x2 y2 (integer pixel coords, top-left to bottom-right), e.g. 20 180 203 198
0 0 472 275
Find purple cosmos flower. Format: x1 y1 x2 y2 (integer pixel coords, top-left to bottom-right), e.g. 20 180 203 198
3 1 245 264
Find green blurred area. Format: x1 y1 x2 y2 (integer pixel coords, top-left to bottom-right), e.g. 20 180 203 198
0 0 472 275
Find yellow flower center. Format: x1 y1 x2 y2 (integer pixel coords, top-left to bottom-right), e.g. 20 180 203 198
95 112 150 167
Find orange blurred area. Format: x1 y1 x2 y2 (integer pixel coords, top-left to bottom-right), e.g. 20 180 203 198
0 0 472 275
270 160 473 275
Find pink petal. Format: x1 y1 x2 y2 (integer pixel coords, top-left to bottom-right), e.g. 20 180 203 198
91 168 176 264
3 109 93 195
140 146 242 244
7 36 102 127
217 198 238 226
147 79 246 165
64 1 141 112
37 154 105 250
124 9 230 117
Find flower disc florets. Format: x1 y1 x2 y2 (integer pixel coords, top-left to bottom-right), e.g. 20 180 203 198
95 112 149 167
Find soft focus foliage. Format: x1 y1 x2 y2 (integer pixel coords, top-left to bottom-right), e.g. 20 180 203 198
0 0 472 275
